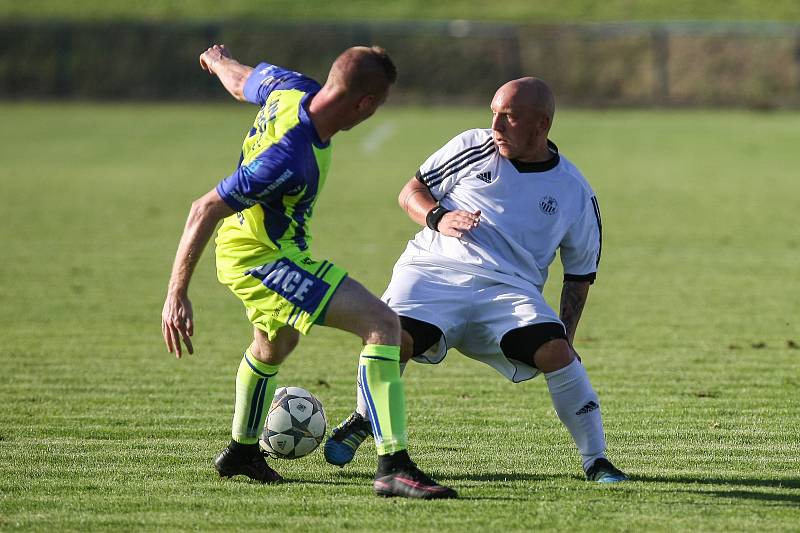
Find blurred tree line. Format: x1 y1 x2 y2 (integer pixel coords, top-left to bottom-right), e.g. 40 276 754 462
1 20 798 107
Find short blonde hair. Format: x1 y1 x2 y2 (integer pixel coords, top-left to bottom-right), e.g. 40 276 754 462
327 46 397 95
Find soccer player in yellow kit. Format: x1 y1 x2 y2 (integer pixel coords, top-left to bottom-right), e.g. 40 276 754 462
161 44 456 499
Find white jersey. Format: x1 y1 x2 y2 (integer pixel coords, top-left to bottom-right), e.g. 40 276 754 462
400 128 602 292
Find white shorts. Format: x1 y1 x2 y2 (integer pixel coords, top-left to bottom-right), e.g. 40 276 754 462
381 260 563 383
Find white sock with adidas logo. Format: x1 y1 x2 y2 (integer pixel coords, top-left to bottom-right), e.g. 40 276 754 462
544 358 607 471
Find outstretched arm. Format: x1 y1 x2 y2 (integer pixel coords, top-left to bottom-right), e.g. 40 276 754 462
559 280 591 346
162 188 235 357
397 177 480 238
199 44 254 102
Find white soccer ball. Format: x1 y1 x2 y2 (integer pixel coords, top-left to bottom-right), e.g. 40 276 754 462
259 386 326 459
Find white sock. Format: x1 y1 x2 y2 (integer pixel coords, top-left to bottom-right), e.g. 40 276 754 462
544 358 607 471
357 362 406 418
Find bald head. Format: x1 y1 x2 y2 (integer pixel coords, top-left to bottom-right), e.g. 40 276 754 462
495 77 555 123
490 77 556 161
326 46 397 97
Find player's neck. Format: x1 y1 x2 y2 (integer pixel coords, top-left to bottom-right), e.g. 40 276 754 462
514 140 553 163
307 94 335 143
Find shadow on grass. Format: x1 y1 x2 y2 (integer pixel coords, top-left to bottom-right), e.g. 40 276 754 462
696 489 800 504
444 472 564 483
284 478 533 501
287 470 562 491
633 474 800 490
284 479 531 501
287 478 370 487
633 475 800 504
458 494 531 501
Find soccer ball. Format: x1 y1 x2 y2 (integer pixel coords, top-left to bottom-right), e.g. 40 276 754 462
259 386 326 459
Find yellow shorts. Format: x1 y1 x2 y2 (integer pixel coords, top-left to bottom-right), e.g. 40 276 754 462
216 251 347 341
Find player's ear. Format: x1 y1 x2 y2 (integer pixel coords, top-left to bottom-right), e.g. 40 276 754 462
536 113 551 135
356 93 376 111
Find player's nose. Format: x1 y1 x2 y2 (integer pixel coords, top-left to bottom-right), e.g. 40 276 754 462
492 116 507 134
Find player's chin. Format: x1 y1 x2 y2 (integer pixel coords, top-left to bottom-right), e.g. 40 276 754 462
496 144 515 159
342 118 366 131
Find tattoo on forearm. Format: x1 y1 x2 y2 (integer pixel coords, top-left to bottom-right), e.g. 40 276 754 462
560 281 589 343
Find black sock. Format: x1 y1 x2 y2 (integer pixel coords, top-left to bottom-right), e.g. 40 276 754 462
229 439 259 457
377 449 412 475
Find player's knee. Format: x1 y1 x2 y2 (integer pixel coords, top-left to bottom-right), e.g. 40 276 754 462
281 333 300 354
399 330 415 363
364 302 401 346
251 327 298 365
502 322 570 371
533 339 574 373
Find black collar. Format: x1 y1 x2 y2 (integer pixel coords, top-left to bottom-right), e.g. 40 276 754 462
510 140 560 173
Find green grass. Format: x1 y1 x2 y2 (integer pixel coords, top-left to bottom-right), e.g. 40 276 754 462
1 0 799 22
1 103 799 531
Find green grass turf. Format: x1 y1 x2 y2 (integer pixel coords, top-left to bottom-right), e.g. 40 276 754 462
1 0 799 22
1 103 799 531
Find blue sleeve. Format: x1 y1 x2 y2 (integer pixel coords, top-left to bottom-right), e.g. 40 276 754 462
216 143 300 212
243 62 321 106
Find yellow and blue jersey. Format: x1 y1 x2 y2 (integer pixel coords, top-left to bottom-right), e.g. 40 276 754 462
215 62 332 270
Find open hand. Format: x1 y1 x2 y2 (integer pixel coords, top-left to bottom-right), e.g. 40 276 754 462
438 209 481 238
161 291 194 358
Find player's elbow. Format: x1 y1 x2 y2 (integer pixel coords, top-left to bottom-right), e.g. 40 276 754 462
189 198 209 216
228 80 245 102
397 181 416 212
188 192 227 225
397 188 406 211
231 76 248 102
187 198 211 226
232 81 248 102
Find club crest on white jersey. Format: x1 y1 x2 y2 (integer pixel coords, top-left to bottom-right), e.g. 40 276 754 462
539 195 558 215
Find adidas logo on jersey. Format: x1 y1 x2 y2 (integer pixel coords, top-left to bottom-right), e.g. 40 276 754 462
575 400 599 416
474 171 493 183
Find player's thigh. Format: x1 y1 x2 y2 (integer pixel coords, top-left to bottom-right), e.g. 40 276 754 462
399 316 443 361
217 254 347 341
475 280 562 348
382 263 472 360
458 280 562 382
500 323 569 371
320 276 400 345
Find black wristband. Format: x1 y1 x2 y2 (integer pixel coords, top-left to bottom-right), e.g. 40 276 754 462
425 206 450 231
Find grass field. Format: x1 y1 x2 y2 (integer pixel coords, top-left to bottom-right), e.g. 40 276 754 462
1 0 799 22
1 103 799 531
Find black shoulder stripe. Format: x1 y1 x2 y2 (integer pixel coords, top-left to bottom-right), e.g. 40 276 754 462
590 196 602 267
414 170 430 189
425 143 495 189
420 137 493 184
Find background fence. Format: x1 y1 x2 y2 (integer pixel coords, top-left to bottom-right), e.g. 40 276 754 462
2 20 799 107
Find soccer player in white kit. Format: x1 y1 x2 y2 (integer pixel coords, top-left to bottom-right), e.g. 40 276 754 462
325 77 628 483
